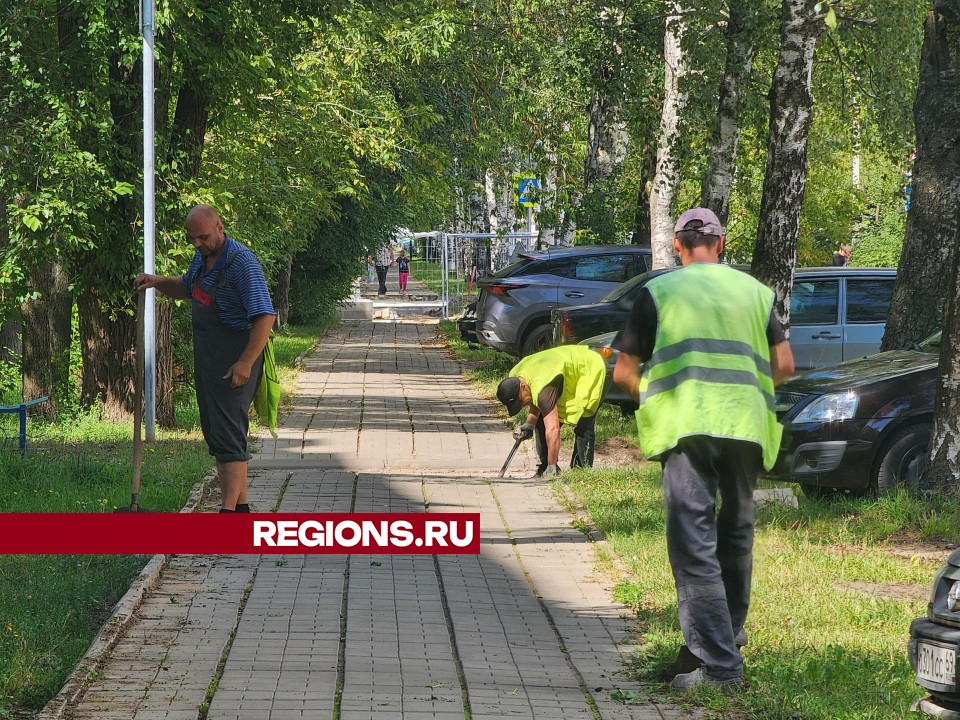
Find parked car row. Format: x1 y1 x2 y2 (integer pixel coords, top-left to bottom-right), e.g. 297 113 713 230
468 249 935 496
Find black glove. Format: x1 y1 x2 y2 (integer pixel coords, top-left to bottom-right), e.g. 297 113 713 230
513 422 534 441
543 464 560 477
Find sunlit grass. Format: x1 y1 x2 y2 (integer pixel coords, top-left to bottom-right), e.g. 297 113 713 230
562 464 945 720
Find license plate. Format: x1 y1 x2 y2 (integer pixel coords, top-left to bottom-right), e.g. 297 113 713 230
916 641 957 687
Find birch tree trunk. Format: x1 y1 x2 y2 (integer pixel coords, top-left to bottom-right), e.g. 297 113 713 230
911 0 960 492
750 0 823 329
582 91 629 243
701 0 759 227
650 2 690 268
880 2 960 352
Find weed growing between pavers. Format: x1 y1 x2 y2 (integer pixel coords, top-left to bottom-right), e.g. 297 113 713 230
561 465 949 720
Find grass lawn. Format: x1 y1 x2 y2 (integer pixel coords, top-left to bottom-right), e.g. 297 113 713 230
0 322 324 716
561 465 953 719
436 319 956 720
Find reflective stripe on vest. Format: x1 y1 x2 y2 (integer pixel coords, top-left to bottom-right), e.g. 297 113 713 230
636 264 782 470
510 345 607 425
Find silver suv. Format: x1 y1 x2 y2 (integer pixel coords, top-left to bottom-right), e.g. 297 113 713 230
476 246 652 356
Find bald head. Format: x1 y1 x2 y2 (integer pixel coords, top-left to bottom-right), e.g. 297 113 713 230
186 204 219 226
185 204 226 258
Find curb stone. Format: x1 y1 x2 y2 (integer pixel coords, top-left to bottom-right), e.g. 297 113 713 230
37 470 218 720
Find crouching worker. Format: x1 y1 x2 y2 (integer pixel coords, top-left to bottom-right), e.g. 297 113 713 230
496 345 607 477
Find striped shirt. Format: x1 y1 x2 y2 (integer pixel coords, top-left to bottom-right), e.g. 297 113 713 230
181 237 275 331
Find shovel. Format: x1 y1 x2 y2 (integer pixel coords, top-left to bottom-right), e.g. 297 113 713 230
116 291 149 513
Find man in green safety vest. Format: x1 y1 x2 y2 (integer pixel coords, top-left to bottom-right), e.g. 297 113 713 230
612 207 795 691
496 345 607 477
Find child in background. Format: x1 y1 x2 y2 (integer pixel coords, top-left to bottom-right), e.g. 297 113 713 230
366 255 375 283
397 251 410 293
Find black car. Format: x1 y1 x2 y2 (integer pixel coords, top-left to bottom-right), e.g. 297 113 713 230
552 268 673 346
909 549 960 718
769 333 939 497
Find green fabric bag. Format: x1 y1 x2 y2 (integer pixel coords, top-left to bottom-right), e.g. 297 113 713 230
254 337 280 438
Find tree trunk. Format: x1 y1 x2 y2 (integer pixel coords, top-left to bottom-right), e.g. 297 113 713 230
78 287 136 420
584 91 628 187
650 3 690 268
750 0 823 330
701 0 759 228
170 58 210 181
0 320 21 365
910 1 960 492
880 3 960 352
631 142 658 246
275 257 292 328
20 259 72 420
155 302 175 427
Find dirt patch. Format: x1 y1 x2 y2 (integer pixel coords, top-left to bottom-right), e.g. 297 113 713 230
838 581 928 603
881 533 958 561
594 436 646 468
826 540 956 567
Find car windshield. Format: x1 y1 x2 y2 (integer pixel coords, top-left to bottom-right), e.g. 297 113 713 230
918 332 941 353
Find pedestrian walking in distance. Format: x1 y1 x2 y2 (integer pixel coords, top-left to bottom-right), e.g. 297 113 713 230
496 345 607 477
397 251 410 294
375 243 395 295
612 207 794 690
135 204 276 513
832 243 852 266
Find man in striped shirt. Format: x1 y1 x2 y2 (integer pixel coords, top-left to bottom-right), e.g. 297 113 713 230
135 205 276 512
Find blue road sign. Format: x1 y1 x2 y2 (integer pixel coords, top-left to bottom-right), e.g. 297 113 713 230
517 177 540 207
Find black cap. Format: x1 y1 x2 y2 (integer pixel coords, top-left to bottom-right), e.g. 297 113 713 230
496 376 524 416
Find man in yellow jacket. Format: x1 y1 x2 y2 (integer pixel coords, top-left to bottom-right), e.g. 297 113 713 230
612 207 794 691
496 345 607 477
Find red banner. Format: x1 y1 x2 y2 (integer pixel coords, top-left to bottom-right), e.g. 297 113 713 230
0 513 480 554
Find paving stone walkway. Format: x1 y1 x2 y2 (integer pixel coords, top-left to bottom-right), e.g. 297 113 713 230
59 320 686 720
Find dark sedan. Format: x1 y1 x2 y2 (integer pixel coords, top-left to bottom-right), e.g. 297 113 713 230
552 268 673 346
909 547 960 718
769 333 939 497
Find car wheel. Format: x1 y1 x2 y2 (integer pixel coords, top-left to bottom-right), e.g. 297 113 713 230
520 324 553 357
874 423 931 493
618 403 638 419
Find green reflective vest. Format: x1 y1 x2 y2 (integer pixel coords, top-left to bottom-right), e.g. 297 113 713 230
510 345 607 424
636 263 782 470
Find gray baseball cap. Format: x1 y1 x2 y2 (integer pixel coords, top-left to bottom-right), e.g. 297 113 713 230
674 208 725 236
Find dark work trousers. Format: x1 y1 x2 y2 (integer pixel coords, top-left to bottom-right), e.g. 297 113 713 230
533 412 596 474
660 436 761 680
192 275 264 462
375 265 389 295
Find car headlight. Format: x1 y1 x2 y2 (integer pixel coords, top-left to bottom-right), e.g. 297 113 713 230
949 581 960 612
792 391 859 423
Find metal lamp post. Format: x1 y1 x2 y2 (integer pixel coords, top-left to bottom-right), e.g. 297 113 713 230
141 0 156 441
